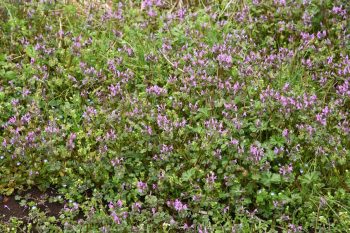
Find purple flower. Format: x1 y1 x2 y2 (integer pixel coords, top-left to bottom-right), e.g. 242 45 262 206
230 138 239 145
108 83 122 97
288 224 303 233
198 226 208 233
160 144 173 154
157 114 172 132
249 144 264 162
332 6 347 17
105 129 116 140
173 199 188 211
8 116 17 125
145 125 153 135
67 133 77 150
2 139 7 148
111 157 124 166
132 202 142 212
223 206 230 214
148 9 157 17
206 171 217 185
122 211 128 219
217 53 232 69
116 199 123 208
137 181 148 193
82 106 97 121
279 164 293 176
282 128 289 138
25 131 36 144
177 8 186 20
317 30 327 39
274 0 286 6
108 202 115 210
146 85 167 96
111 211 121 224
316 108 328 126
21 113 31 124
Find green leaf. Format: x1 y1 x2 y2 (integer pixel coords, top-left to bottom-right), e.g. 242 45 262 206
261 172 281 187
25 45 36 57
4 71 16 80
5 187 14 196
270 173 281 184
299 171 320 186
270 135 285 147
0 92 5 101
181 168 196 181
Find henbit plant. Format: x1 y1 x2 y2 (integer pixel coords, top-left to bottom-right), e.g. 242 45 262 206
0 0 350 232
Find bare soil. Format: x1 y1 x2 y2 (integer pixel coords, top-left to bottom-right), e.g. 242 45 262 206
0 187 64 223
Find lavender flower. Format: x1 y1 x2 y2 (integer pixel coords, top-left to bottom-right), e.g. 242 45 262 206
146 85 167 96
249 144 265 162
137 181 148 193
206 171 217 185
217 53 232 69
67 133 77 150
279 164 293 176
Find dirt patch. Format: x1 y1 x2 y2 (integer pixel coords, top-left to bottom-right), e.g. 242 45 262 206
0 194 29 222
0 187 64 223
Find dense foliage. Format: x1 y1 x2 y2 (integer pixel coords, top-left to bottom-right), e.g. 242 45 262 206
1 0 350 232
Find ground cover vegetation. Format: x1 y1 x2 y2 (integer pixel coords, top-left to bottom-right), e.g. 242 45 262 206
0 0 350 232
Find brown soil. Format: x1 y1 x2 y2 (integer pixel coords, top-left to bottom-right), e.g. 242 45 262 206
0 187 64 223
0 194 29 222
